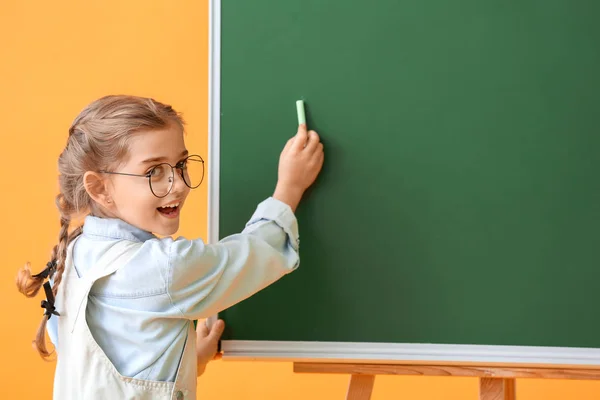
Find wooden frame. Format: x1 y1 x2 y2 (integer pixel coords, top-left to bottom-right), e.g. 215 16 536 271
294 362 600 400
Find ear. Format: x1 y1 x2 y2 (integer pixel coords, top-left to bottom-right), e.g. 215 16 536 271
83 171 114 210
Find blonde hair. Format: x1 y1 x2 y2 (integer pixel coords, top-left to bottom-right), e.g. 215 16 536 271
16 95 185 358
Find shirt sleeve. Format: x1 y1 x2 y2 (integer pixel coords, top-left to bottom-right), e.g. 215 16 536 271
166 197 300 319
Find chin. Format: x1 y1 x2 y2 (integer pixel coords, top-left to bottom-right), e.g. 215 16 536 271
161 225 180 236
152 220 180 237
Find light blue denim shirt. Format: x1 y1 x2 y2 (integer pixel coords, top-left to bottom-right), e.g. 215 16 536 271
48 197 299 382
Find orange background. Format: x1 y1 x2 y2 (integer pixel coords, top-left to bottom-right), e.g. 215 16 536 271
1 1 599 399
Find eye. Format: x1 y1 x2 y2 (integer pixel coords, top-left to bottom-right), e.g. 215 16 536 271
148 164 167 178
176 159 188 170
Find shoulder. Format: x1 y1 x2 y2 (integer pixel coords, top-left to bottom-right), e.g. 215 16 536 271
85 237 175 298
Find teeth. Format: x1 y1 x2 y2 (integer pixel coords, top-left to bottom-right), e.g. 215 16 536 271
162 203 179 208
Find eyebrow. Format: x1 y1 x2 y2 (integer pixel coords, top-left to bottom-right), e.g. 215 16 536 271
140 150 189 165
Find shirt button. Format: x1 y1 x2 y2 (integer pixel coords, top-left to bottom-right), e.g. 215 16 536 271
175 390 184 400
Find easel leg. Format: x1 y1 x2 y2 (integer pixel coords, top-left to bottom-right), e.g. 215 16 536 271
480 378 516 400
346 374 375 400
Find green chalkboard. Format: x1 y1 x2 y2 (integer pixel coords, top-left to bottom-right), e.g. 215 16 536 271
217 0 600 349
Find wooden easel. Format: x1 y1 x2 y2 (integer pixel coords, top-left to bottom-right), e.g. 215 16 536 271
293 362 600 400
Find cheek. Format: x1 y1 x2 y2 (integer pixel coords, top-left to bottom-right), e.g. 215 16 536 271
114 180 156 209
135 192 159 211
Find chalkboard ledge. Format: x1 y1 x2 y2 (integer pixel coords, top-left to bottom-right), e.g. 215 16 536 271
221 341 600 368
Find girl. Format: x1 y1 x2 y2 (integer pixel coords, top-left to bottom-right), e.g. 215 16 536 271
16 95 324 399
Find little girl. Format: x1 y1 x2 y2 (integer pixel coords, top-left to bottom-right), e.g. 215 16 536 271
16 95 324 399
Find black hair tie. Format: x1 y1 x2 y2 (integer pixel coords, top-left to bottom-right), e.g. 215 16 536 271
32 260 57 280
40 281 60 320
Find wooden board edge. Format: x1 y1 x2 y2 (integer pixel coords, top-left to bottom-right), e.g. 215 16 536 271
293 362 600 380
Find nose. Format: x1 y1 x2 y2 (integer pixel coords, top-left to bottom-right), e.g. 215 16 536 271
170 167 189 195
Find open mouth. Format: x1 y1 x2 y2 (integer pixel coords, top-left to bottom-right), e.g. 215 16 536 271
157 202 180 218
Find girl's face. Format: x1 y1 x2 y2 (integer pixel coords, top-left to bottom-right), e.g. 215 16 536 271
105 123 192 236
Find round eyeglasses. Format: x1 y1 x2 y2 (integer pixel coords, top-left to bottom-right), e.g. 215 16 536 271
100 155 205 198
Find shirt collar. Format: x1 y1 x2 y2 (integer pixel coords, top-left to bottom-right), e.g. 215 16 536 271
82 216 156 242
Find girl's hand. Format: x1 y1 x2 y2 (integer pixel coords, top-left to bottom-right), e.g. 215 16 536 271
196 319 225 376
274 124 324 211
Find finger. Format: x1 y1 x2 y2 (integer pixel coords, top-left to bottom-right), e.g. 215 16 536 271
283 137 294 153
197 320 209 337
314 147 324 167
305 131 320 153
292 124 308 151
311 142 324 159
208 319 225 342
